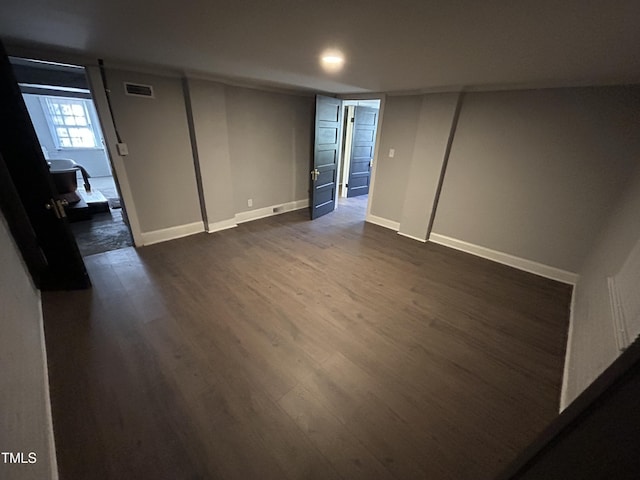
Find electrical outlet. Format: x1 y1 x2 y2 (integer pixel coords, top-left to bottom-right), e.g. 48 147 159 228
248 198 253 207
389 148 395 158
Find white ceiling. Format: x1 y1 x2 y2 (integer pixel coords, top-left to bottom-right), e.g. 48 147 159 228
1 0 639 94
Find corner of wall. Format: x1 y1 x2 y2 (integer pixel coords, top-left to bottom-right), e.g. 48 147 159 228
397 92 462 242
560 283 578 411
365 214 400 231
140 221 205 246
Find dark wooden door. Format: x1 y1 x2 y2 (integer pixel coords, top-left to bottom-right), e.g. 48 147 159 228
0 41 90 290
347 106 378 198
311 95 343 219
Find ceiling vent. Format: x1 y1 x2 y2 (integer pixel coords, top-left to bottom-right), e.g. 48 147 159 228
124 82 154 98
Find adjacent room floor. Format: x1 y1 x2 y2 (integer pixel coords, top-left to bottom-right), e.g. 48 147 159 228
69 176 133 257
42 196 572 480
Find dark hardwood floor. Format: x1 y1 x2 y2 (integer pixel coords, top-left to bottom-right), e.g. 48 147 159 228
43 195 572 480
70 209 133 257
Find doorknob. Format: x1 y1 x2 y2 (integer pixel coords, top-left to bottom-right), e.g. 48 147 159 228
369 159 373 169
310 168 320 181
45 198 68 219
44 199 68 208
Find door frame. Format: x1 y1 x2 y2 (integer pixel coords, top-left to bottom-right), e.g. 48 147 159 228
85 65 143 246
339 105 355 198
4 44 143 246
336 94 385 221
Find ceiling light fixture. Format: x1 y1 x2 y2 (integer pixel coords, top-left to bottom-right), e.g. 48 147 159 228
320 49 345 73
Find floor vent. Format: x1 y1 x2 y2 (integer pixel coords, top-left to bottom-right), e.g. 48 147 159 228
124 82 155 98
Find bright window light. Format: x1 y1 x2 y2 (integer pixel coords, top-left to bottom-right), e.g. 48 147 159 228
40 96 99 149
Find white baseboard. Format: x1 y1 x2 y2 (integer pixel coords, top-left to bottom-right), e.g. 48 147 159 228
141 221 205 246
38 293 59 480
428 233 579 285
235 199 309 224
207 218 237 233
560 285 577 412
397 231 427 243
140 200 309 244
366 214 400 231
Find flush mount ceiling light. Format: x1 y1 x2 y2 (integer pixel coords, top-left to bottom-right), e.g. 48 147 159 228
320 49 345 73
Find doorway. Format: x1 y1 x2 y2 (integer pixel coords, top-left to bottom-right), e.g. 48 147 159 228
336 99 381 220
310 95 383 222
10 57 133 257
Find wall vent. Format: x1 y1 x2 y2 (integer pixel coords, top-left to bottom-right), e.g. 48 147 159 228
124 82 154 98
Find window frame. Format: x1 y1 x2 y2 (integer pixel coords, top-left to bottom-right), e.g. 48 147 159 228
40 96 101 150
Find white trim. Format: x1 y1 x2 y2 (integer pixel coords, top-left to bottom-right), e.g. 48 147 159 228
365 214 400 231
38 293 59 480
560 285 577 412
607 276 630 352
428 233 579 285
332 100 346 210
397 231 427 243
141 221 204 246
337 94 386 223
207 218 238 233
340 106 355 198
235 199 308 224
85 66 144 247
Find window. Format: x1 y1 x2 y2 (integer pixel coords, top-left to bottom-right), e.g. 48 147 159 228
42 97 99 149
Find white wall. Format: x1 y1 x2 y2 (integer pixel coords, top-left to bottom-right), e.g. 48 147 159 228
184 79 236 230
225 86 313 213
398 93 460 241
370 95 421 222
184 81 313 230
0 212 57 480
371 87 640 277
370 85 640 409
23 94 112 177
96 69 314 241
563 163 640 407
432 87 640 274
367 92 460 237
105 69 203 236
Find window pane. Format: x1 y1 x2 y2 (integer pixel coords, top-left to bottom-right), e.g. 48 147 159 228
44 97 99 149
80 128 96 147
